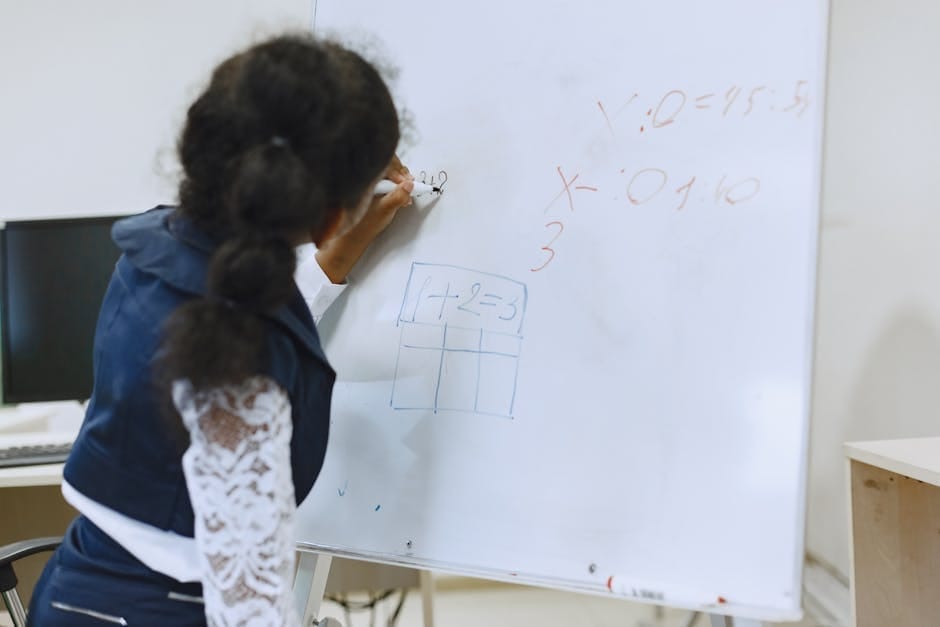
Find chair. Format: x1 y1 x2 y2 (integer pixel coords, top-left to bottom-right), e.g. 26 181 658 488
0 537 61 627
1 539 433 627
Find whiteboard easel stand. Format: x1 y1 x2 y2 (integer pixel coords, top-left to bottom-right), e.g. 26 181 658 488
649 608 763 627
292 548 436 627
293 549 333 625
291 550 761 627
707 614 763 627
291 549 764 627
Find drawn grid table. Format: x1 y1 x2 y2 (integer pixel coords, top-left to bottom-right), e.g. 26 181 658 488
392 263 528 419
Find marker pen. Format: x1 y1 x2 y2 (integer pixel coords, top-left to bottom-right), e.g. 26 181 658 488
374 179 441 197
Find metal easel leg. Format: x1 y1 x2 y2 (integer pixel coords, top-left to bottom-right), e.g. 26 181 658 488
680 611 702 627
655 605 665 620
293 551 335 626
418 570 435 627
708 615 764 627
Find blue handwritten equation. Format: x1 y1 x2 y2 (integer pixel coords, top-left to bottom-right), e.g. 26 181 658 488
391 263 528 418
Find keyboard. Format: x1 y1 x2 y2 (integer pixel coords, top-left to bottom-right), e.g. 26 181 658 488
0 429 75 469
0 442 72 468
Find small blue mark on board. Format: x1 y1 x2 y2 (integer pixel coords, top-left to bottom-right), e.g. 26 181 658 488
338 480 348 497
374 505 382 512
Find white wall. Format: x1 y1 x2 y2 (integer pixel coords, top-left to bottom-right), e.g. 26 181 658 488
809 0 940 577
0 1 312 220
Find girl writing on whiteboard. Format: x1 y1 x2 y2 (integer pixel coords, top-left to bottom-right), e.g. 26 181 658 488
28 34 411 625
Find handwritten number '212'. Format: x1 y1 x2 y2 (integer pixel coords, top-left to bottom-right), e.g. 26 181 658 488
531 221 564 272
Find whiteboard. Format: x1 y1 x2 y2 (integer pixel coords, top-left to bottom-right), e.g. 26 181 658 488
298 1 828 621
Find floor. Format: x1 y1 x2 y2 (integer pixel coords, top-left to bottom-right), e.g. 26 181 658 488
1 578 831 627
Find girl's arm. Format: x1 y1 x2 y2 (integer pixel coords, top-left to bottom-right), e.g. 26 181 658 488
174 377 300 627
314 155 415 284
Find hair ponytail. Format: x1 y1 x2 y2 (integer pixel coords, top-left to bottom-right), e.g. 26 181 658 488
160 141 306 393
158 33 399 407
226 141 328 237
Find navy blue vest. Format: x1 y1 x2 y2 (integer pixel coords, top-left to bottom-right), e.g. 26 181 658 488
64 207 335 537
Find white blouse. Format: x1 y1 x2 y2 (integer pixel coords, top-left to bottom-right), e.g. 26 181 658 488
294 243 347 325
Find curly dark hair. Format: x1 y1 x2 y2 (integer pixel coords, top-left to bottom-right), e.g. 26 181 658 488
159 33 399 395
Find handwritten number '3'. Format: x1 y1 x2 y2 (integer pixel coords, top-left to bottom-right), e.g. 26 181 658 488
531 221 564 272
499 296 519 321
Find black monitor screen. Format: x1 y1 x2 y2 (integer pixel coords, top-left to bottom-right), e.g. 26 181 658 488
0 216 126 403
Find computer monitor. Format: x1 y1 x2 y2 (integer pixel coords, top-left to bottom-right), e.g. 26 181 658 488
0 215 128 403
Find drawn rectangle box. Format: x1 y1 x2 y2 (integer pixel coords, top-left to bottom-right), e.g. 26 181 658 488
436 350 479 412
391 350 438 409
481 332 522 357
397 262 528 335
392 323 442 410
400 322 445 350
443 326 481 352
476 353 519 417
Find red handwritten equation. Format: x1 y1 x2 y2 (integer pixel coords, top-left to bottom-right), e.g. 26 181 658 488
529 80 811 273
597 80 810 137
531 167 762 273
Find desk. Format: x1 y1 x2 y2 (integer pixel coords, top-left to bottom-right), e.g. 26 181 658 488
0 463 76 605
0 406 84 601
845 438 940 627
0 464 65 489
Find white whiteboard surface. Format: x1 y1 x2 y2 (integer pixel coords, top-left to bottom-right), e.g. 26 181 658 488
0 1 312 220
299 0 828 621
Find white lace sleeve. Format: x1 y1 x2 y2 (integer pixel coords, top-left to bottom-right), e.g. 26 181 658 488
174 377 300 627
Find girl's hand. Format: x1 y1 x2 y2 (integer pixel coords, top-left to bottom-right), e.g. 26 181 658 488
384 154 414 185
314 156 415 283
354 154 416 235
